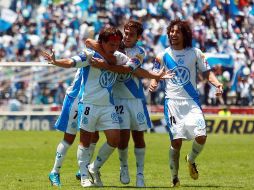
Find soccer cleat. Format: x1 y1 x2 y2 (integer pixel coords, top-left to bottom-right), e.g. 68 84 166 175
120 166 130 184
76 170 81 180
81 177 95 187
185 155 199 180
136 173 145 188
88 168 103 187
171 177 180 187
48 172 61 186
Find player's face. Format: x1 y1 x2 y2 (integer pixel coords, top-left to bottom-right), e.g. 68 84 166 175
123 28 139 48
101 40 121 55
169 25 184 50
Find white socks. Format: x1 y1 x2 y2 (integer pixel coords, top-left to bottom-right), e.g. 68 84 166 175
77 145 90 179
134 148 145 175
89 143 97 162
51 140 70 173
118 147 128 167
188 140 204 164
169 146 180 179
90 143 115 172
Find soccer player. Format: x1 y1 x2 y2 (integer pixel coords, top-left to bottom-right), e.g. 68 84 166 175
85 20 174 187
42 26 171 187
149 19 223 187
42 26 128 188
40 53 115 186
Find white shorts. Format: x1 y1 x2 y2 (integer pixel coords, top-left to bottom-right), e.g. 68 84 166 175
54 95 79 135
164 98 206 140
114 98 152 131
79 103 120 132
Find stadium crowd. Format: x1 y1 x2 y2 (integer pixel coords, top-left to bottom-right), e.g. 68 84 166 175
0 0 254 110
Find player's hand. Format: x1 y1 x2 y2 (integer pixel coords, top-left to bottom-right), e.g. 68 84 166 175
160 70 175 79
41 49 56 64
157 67 175 80
149 79 158 92
215 83 223 96
90 57 109 69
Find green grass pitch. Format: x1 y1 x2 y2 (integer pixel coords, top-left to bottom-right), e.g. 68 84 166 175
0 131 253 190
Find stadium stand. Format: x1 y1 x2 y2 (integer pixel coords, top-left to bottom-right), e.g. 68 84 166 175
0 0 254 112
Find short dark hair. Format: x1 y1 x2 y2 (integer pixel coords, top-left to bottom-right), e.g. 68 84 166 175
98 26 123 43
124 20 144 36
167 19 192 48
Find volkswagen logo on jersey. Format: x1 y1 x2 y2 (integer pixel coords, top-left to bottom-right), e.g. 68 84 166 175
170 66 190 86
117 73 131 82
178 58 184 65
137 112 145 123
111 112 119 123
99 71 116 88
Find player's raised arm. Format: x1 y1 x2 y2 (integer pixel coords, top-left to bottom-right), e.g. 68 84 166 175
41 49 74 68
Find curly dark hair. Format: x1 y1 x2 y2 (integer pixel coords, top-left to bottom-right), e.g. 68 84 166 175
167 19 192 48
124 20 144 36
98 26 123 43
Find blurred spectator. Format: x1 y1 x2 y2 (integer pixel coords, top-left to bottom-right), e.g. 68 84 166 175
0 0 254 109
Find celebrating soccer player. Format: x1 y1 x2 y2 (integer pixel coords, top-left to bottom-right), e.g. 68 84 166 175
149 19 223 187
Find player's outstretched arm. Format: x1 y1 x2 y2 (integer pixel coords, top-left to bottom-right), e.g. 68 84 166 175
41 49 74 68
90 57 132 73
133 67 175 80
204 70 223 96
85 39 117 65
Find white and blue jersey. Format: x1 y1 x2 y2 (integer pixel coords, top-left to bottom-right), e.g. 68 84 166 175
113 45 146 100
113 45 152 129
153 47 211 105
71 48 129 106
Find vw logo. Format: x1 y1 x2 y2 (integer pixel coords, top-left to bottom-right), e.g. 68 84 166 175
99 71 116 88
170 66 190 86
117 73 131 82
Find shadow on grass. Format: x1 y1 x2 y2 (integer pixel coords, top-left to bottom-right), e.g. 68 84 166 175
97 185 245 189
182 184 245 189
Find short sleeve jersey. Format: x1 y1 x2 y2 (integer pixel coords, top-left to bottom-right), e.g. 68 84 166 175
153 47 211 100
71 48 129 105
113 45 146 99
